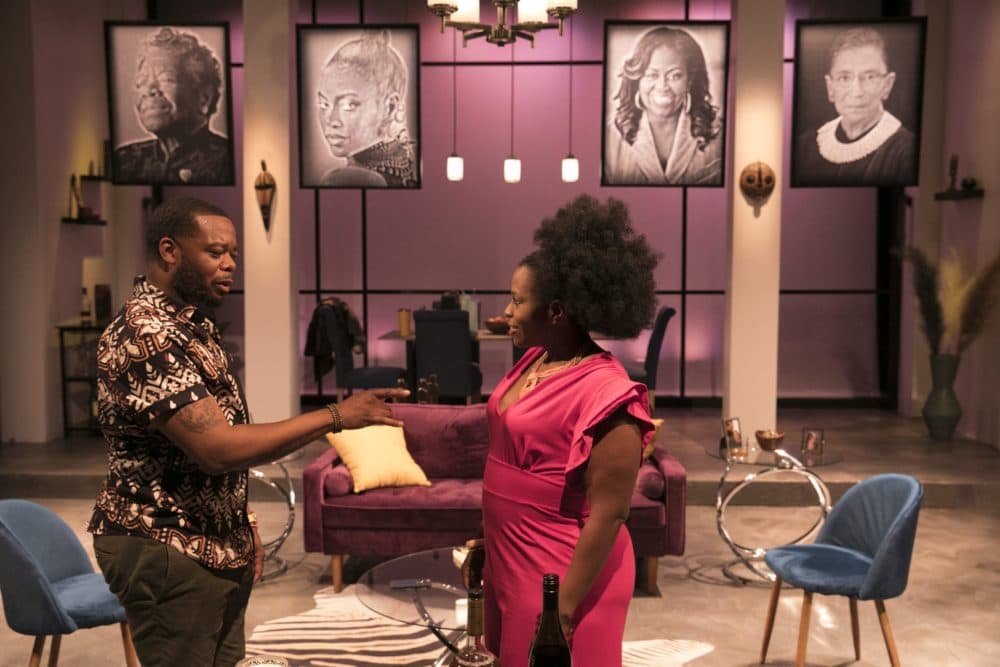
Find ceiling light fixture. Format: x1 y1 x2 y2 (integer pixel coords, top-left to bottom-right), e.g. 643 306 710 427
447 31 464 181
427 0 578 48
504 43 520 183
561 16 578 183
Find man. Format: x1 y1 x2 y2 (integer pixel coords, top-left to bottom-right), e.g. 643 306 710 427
794 27 917 186
88 197 407 666
317 30 417 187
114 27 233 185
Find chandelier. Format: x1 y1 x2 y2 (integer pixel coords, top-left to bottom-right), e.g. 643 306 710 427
427 1 578 47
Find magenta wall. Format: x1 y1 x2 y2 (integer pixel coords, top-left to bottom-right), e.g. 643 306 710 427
162 0 886 400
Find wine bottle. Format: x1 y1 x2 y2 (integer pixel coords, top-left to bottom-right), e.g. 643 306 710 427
451 588 496 666
80 287 92 326
528 573 572 666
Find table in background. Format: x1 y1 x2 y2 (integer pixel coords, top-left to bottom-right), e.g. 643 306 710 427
378 328 512 390
56 320 107 437
355 547 466 666
248 450 302 582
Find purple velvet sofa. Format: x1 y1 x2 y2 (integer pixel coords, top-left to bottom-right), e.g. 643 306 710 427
303 403 686 593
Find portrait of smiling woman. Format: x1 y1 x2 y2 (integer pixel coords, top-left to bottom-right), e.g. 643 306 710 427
791 19 927 187
297 25 421 189
602 22 729 187
105 23 235 186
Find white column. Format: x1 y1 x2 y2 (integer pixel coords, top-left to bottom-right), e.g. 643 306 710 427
722 0 785 436
242 0 298 422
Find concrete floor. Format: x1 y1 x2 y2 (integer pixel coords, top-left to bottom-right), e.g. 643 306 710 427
2 408 999 665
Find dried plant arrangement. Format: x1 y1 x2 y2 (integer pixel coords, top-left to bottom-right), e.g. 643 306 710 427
906 246 1000 355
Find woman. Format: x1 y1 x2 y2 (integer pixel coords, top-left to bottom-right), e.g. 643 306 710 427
317 30 417 187
481 195 660 666
604 26 722 186
794 27 916 186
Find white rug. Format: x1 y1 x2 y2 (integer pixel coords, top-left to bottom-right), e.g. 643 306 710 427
248 586 712 666
247 587 713 667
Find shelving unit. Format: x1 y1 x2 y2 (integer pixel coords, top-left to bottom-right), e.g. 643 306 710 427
57 321 105 437
934 188 985 201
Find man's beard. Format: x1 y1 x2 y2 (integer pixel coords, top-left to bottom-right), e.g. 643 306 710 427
172 259 223 309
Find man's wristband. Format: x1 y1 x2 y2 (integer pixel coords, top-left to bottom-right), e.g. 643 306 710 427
326 403 343 433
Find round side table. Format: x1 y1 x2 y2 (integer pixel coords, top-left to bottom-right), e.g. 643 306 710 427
715 448 832 585
249 451 301 581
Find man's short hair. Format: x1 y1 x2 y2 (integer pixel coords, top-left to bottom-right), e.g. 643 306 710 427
141 27 224 116
146 197 230 258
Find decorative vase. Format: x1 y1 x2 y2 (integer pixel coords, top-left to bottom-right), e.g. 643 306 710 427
921 353 962 440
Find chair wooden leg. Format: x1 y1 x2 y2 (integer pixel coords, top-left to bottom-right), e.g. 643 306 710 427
46 635 60 667
29 636 46 667
331 554 344 592
759 577 782 664
639 556 658 595
795 591 813 667
849 597 861 660
875 599 901 667
120 622 139 667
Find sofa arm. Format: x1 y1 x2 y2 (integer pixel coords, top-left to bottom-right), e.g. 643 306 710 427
648 445 687 556
302 447 342 553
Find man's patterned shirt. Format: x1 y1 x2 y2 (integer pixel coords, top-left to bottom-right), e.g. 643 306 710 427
88 277 252 570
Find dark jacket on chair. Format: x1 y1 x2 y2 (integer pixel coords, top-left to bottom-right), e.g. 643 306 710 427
304 299 366 384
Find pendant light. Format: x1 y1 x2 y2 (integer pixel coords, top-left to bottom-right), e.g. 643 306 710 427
561 16 578 182
504 42 521 183
447 30 464 181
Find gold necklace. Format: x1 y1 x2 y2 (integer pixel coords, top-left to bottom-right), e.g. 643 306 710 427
521 352 584 396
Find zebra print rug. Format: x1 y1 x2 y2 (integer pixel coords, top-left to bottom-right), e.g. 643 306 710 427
246 586 713 666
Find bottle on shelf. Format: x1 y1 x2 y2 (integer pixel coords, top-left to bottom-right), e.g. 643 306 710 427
451 588 496 666
427 373 440 404
528 573 572 666
416 377 429 404
80 287 92 326
394 376 410 402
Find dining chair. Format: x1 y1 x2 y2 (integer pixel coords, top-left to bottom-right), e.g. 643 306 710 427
625 306 676 409
0 499 139 667
327 304 405 400
414 309 482 404
759 473 924 667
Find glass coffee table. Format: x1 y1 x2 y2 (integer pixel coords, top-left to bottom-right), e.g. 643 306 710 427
355 547 467 666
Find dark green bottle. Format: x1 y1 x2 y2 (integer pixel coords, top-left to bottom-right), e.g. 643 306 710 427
528 573 572 666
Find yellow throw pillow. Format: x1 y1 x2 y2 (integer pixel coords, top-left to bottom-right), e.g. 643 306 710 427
642 418 665 459
326 425 432 493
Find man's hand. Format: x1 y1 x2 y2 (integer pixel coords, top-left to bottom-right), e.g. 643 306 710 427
251 524 265 583
336 388 410 430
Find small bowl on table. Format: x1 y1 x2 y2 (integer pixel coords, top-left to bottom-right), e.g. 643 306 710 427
755 429 785 452
484 317 509 335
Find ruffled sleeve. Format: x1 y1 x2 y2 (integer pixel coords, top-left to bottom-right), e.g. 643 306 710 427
565 367 655 475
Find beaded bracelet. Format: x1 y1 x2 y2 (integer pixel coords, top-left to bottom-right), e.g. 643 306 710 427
326 403 343 433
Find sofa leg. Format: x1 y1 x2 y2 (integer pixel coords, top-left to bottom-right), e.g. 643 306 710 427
331 555 344 592
640 556 659 595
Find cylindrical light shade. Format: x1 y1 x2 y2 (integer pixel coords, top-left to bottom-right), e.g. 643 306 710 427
546 0 578 9
452 0 479 23
447 154 464 181
504 157 521 183
518 0 549 23
561 155 579 183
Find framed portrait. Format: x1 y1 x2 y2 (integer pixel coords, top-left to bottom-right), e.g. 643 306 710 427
105 22 235 186
601 21 730 188
791 18 927 187
297 24 421 189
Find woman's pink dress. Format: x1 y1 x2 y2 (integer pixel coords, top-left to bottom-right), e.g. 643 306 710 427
482 347 654 667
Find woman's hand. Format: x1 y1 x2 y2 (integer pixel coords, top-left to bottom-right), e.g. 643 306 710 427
252 524 265 583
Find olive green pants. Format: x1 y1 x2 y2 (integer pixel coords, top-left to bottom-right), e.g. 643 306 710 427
94 535 254 667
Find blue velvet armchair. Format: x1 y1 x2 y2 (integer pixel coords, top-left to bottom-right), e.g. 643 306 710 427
759 473 923 667
0 499 138 666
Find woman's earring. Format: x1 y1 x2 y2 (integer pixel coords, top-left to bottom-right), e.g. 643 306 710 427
684 91 692 114
634 90 645 110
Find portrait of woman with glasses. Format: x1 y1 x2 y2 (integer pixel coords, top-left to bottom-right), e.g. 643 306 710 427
792 20 926 187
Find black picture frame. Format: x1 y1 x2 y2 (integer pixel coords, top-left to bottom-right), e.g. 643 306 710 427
104 22 235 186
297 24 422 189
601 20 730 188
791 18 927 187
